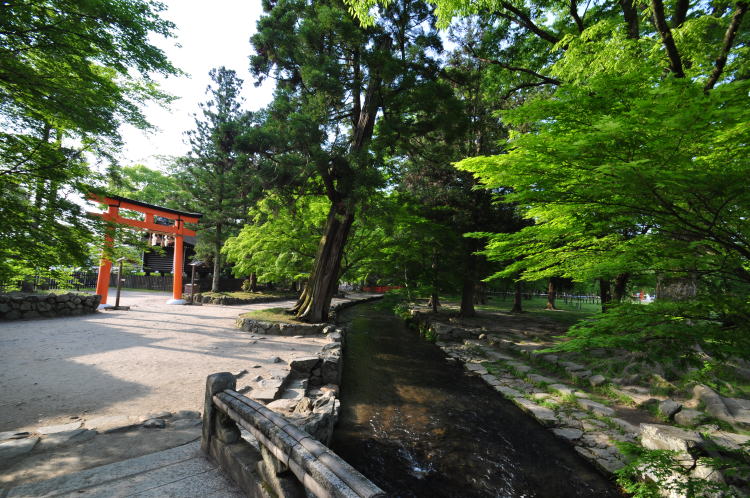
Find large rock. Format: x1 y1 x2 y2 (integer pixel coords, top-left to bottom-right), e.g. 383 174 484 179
640 424 702 454
658 400 682 420
693 384 733 423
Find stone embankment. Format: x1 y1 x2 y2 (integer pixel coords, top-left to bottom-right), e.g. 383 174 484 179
408 310 750 497
0 292 100 321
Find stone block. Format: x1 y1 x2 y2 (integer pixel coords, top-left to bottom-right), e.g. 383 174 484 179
588 375 606 387
142 418 166 429
674 408 704 427
640 424 702 454
290 356 319 374
0 437 39 460
0 431 29 442
578 398 615 417
549 383 576 396
464 363 488 375
38 429 95 450
514 398 558 427
658 399 682 419
552 428 583 441
37 421 83 434
610 417 640 435
85 415 139 433
527 374 556 385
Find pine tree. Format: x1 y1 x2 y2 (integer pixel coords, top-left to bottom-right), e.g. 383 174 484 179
178 67 257 292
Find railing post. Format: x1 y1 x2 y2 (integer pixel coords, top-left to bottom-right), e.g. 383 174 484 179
202 372 239 452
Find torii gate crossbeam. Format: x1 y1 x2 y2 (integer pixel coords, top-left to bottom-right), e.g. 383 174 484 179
89 194 202 306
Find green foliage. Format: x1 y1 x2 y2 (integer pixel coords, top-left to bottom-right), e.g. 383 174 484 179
0 0 178 282
223 195 328 283
105 164 187 210
374 288 410 315
550 300 750 362
615 442 748 497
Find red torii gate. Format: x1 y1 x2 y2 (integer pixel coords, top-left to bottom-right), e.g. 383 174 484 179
89 194 202 306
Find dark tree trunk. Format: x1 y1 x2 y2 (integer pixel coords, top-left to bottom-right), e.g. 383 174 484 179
292 202 355 322
474 281 487 305
511 281 523 313
613 273 630 302
249 272 258 292
211 226 222 293
545 278 558 310
599 278 612 312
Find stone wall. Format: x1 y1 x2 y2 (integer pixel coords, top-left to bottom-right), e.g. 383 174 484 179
0 293 101 321
235 318 326 336
192 293 296 306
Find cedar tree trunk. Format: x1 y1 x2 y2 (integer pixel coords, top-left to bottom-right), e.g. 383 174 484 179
545 278 557 310
613 273 630 302
292 202 355 322
599 278 612 312
511 281 523 313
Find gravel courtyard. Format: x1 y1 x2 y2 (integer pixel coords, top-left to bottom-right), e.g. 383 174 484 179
0 290 328 433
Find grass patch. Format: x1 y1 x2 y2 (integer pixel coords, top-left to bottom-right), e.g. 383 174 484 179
239 307 301 324
475 296 600 327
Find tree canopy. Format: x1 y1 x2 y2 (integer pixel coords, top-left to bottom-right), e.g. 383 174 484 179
0 0 179 283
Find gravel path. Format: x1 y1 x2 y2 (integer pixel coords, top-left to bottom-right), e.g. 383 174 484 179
0 290 331 433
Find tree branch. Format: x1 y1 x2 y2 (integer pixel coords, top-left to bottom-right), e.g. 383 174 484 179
705 1 748 91
672 0 690 27
651 0 685 77
501 80 555 100
620 0 640 39
467 45 561 85
570 0 585 33
498 1 561 44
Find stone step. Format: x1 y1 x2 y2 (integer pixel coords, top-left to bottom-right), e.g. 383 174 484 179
3 441 242 498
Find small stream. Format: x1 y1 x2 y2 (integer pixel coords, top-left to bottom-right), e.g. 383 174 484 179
330 304 622 497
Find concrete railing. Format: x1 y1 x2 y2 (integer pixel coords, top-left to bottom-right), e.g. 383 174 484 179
202 372 385 498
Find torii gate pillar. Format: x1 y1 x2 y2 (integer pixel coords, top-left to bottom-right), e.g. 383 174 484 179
167 220 186 305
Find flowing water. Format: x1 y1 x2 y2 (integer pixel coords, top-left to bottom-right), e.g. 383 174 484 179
330 304 622 497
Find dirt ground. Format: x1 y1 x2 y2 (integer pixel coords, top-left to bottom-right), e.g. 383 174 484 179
0 289 328 433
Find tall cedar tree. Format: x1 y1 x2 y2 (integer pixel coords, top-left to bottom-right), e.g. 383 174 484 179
249 0 442 321
179 67 256 292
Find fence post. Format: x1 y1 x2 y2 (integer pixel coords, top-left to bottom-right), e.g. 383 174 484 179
202 372 239 453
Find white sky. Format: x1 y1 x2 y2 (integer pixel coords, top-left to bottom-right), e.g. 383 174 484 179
118 0 274 168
